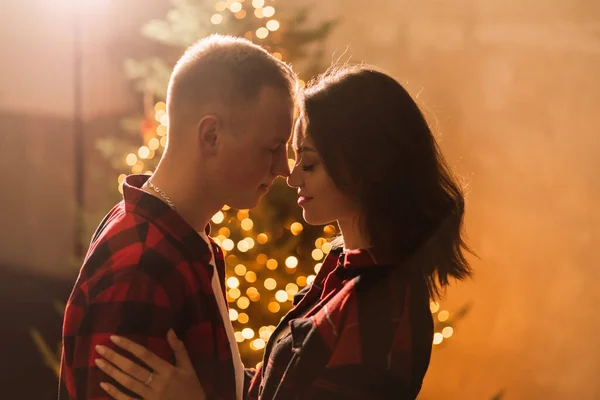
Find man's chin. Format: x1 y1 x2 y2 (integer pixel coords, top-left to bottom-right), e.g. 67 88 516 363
227 197 261 211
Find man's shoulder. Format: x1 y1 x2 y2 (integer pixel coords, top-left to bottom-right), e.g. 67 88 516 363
91 201 171 248
80 203 178 276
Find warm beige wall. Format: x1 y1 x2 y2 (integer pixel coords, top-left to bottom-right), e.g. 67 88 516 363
314 0 600 398
1 0 598 397
0 0 168 278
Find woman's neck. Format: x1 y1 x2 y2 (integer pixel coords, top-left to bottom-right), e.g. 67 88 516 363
336 216 370 250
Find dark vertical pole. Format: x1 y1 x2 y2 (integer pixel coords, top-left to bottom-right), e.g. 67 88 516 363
73 4 85 259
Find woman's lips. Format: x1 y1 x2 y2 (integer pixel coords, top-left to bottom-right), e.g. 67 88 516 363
298 196 313 206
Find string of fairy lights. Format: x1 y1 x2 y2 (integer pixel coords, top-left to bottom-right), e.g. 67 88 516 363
116 0 457 365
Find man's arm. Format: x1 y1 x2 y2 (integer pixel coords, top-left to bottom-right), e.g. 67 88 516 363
62 249 185 399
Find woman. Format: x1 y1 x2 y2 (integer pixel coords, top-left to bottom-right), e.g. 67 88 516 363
94 64 473 399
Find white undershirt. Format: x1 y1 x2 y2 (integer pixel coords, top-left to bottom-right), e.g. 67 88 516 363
199 232 244 400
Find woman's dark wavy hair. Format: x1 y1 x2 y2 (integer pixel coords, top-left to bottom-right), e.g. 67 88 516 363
299 64 474 298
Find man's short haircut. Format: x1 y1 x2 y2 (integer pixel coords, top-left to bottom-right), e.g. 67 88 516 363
167 34 298 128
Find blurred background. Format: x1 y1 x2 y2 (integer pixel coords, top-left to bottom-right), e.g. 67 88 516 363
1 0 599 398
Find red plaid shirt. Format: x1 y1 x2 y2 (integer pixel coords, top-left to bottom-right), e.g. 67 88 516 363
248 248 433 399
59 175 237 400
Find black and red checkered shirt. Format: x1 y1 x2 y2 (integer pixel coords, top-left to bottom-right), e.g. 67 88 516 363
59 174 237 400
248 247 434 399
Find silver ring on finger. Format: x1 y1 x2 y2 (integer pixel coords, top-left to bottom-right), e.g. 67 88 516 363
144 371 154 386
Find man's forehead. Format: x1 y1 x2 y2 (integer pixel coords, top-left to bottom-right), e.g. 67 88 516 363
292 123 312 149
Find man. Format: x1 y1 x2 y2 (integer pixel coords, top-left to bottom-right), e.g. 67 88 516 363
59 34 297 400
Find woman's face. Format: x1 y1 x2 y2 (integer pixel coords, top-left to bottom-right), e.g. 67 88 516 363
286 122 358 226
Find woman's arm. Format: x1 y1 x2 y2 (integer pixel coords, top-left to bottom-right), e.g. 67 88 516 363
95 330 206 400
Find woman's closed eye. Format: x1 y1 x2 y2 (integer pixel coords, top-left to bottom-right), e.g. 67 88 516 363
302 164 315 171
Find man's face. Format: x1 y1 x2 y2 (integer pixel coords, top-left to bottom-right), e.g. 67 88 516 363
212 86 294 210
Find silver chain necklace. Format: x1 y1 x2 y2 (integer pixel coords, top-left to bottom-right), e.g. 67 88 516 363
146 180 176 210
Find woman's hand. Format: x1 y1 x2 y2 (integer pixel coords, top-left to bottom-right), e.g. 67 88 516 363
94 329 206 400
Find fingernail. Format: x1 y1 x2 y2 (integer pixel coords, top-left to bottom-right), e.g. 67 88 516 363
100 382 109 391
95 345 106 355
110 335 120 343
95 358 106 368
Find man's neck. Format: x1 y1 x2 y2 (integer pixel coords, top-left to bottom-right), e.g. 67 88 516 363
144 159 223 233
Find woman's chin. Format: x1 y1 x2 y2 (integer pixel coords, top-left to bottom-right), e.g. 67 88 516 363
301 210 333 226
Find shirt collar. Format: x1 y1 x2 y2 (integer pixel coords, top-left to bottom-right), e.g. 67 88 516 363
122 174 211 257
341 247 394 269
314 246 394 286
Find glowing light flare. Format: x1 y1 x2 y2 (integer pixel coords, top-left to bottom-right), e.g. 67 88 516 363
237 296 250 309
242 328 255 339
296 276 307 287
312 249 324 261
234 264 246 276
275 290 288 303
290 222 303 235
238 313 249 324
264 278 277 290
211 211 225 224
247 287 260 302
138 146 150 159
148 138 160 150
323 225 336 236
241 218 253 231
221 239 234 251
285 256 298 269
256 27 269 39
442 327 454 338
285 283 299 296
245 271 257 283
266 259 278 270
229 2 242 12
438 310 450 322
266 20 279 31
268 302 280 313
257 233 268 244
219 227 231 237
126 153 137 166
314 263 322 274
237 240 249 252
262 6 275 17
226 277 240 289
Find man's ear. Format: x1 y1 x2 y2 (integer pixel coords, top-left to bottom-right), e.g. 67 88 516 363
197 114 221 154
